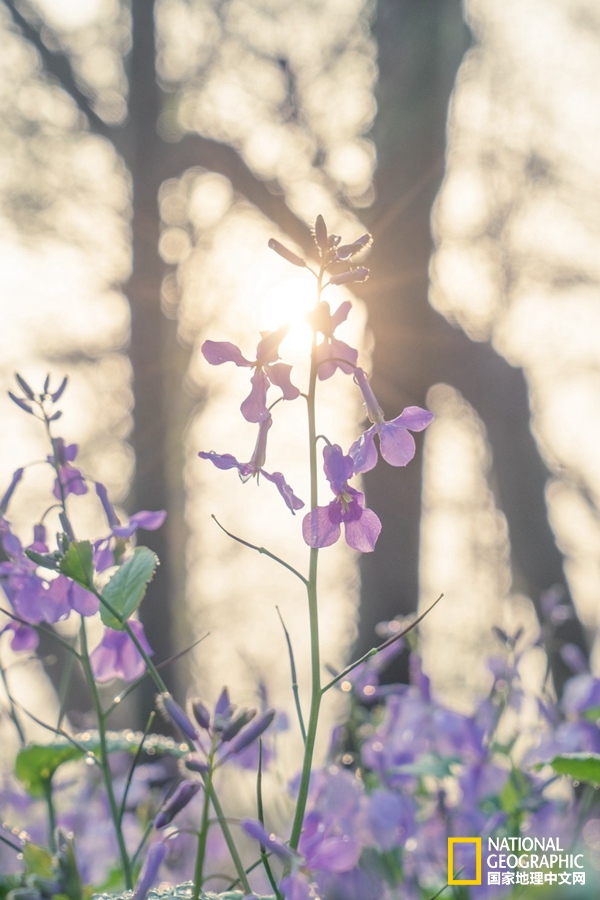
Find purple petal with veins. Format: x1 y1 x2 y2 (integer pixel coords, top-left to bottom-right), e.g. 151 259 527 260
261 471 304 513
265 362 299 400
201 340 252 367
241 370 270 423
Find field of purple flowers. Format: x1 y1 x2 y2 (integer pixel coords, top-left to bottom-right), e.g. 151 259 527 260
1 219 600 899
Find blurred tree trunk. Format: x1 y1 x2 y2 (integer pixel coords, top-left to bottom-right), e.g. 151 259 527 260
4 0 588 701
356 0 586 691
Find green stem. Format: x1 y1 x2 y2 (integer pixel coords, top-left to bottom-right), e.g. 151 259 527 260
289 266 325 853
207 777 252 894
43 777 56 853
90 586 252 892
321 592 444 693
0 657 26 745
79 617 132 888
212 515 308 585
193 751 214 900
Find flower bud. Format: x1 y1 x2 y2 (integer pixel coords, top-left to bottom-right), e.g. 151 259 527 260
268 238 306 268
154 779 202 829
158 693 199 741
8 392 33 415
0 468 23 515
314 214 328 252
51 376 68 403
185 756 209 774
329 267 369 286
133 842 167 900
15 374 35 400
335 234 372 260
220 709 275 760
221 708 257 742
191 699 211 730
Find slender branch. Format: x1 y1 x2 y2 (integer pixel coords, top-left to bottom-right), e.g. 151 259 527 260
79 617 132 887
4 0 113 139
212 515 308 585
0 656 26 744
276 606 306 743
288 261 325 855
118 712 155 827
322 593 444 693
0 606 81 659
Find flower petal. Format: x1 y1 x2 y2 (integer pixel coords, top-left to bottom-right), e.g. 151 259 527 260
69 581 99 616
241 370 270 423
266 362 300 400
198 450 245 472
329 300 352 329
256 327 288 365
344 507 381 553
394 406 434 432
112 509 167 537
349 427 378 474
302 505 341 548
241 819 298 863
379 423 416 467
323 444 355 493
315 337 358 381
201 340 252 367
261 470 305 513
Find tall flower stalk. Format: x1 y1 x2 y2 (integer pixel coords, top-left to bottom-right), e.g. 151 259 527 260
0 217 437 897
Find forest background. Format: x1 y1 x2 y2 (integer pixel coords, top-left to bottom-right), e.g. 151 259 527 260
1 0 599 742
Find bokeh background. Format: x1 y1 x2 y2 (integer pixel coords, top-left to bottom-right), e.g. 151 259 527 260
1 0 599 750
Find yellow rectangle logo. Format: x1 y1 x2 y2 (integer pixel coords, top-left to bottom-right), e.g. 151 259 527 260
448 837 482 885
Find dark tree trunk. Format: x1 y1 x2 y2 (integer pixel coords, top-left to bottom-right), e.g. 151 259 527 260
125 0 178 720
355 0 587 692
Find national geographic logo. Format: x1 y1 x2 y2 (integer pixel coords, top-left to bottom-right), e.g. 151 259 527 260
447 837 482 885
447 836 587 888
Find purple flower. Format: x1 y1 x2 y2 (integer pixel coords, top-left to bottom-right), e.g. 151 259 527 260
95 482 166 538
302 445 381 552
90 619 153 683
349 368 433 474
311 301 358 381
202 327 300 423
49 439 87 499
180 687 276 771
0 620 39 652
154 780 202 829
241 819 299 863
132 841 167 900
0 522 97 626
198 415 304 514
0 468 24 515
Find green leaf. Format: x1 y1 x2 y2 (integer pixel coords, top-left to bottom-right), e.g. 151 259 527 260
542 752 600 784
392 754 461 779
15 744 84 797
24 548 60 571
16 731 188 797
499 767 529 814
59 541 94 589
55 831 83 900
22 842 55 877
99 547 157 630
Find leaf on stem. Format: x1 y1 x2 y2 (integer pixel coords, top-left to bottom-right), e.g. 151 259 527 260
59 540 94 588
100 546 158 629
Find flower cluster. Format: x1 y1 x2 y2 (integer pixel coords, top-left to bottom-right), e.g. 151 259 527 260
0 376 164 681
199 214 433 553
2 219 596 900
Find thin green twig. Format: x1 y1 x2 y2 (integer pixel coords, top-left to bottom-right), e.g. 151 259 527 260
322 593 444 693
212 515 308 585
118 712 155 827
276 606 306 743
